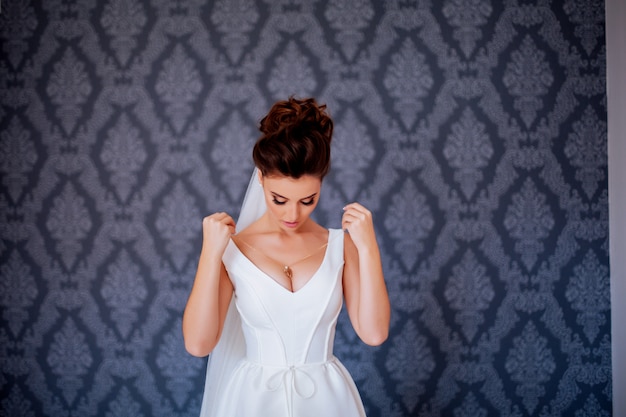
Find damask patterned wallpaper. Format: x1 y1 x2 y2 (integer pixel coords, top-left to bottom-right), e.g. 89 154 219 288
0 0 611 416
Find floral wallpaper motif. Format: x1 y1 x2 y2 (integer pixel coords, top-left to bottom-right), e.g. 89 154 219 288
0 0 610 416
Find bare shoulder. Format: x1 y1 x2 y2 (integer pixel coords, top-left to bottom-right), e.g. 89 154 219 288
310 221 330 238
234 216 265 239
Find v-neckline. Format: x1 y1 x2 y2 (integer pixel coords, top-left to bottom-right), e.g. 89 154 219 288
230 231 332 294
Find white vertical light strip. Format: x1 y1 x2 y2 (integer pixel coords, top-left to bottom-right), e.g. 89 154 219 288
606 0 626 414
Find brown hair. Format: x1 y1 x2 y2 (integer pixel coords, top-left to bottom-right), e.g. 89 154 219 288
253 97 333 179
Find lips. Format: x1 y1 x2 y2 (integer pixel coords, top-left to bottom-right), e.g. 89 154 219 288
283 221 299 228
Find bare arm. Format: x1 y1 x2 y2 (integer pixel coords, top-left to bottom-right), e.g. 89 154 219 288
342 203 391 346
182 213 235 357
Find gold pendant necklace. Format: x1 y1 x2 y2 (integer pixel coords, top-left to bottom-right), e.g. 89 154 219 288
237 237 328 280
283 265 294 279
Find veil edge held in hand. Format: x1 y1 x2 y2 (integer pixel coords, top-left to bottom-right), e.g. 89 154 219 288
199 168 266 417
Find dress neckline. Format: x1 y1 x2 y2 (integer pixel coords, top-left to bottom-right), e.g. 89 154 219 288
230 229 335 294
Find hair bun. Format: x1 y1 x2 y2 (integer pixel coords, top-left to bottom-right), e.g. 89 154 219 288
253 97 334 179
259 97 331 139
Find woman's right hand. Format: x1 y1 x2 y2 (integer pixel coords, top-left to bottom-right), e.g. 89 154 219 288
201 212 236 256
184 212 236 356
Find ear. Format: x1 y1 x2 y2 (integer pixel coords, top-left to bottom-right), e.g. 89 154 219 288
257 169 263 186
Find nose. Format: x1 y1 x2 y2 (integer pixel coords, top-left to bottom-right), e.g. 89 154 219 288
287 202 300 221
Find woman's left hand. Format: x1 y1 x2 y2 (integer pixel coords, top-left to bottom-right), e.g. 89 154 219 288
341 202 377 252
341 202 390 346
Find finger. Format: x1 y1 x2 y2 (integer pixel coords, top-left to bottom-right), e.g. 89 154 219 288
205 213 236 233
343 202 368 212
341 216 357 231
343 203 359 214
344 204 371 219
206 212 225 223
214 212 235 226
342 211 366 224
216 212 232 221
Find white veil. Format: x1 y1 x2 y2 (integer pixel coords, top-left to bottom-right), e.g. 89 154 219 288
198 168 266 417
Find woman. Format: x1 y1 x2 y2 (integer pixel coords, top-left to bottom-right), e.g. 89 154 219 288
183 97 390 417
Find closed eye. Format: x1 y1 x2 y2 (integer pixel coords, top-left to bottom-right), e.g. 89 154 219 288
272 197 286 205
271 193 317 206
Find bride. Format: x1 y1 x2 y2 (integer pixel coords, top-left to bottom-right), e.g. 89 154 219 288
183 97 390 417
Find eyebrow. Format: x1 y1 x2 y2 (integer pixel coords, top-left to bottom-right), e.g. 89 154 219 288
271 191 318 201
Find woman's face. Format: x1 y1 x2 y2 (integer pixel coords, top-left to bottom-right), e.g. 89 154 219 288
259 172 322 232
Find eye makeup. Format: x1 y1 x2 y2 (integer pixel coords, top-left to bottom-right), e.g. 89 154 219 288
272 197 286 205
270 192 317 206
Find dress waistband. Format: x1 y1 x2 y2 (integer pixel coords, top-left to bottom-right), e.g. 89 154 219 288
241 358 338 417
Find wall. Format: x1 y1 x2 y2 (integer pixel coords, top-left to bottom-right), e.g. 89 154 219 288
0 1 611 416
606 0 626 414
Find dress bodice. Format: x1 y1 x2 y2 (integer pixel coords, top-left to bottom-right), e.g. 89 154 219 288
222 228 345 367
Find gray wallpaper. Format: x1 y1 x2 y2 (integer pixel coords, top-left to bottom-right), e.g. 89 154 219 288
0 0 611 416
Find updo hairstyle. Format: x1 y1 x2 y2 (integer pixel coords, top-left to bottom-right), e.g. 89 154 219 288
253 97 333 179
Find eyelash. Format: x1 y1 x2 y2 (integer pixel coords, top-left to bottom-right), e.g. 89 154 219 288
272 198 285 205
272 198 315 206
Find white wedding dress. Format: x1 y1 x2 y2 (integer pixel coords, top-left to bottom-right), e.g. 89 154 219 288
197 169 366 417
210 228 366 417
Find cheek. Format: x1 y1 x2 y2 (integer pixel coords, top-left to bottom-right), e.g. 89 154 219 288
303 203 318 216
266 203 282 218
